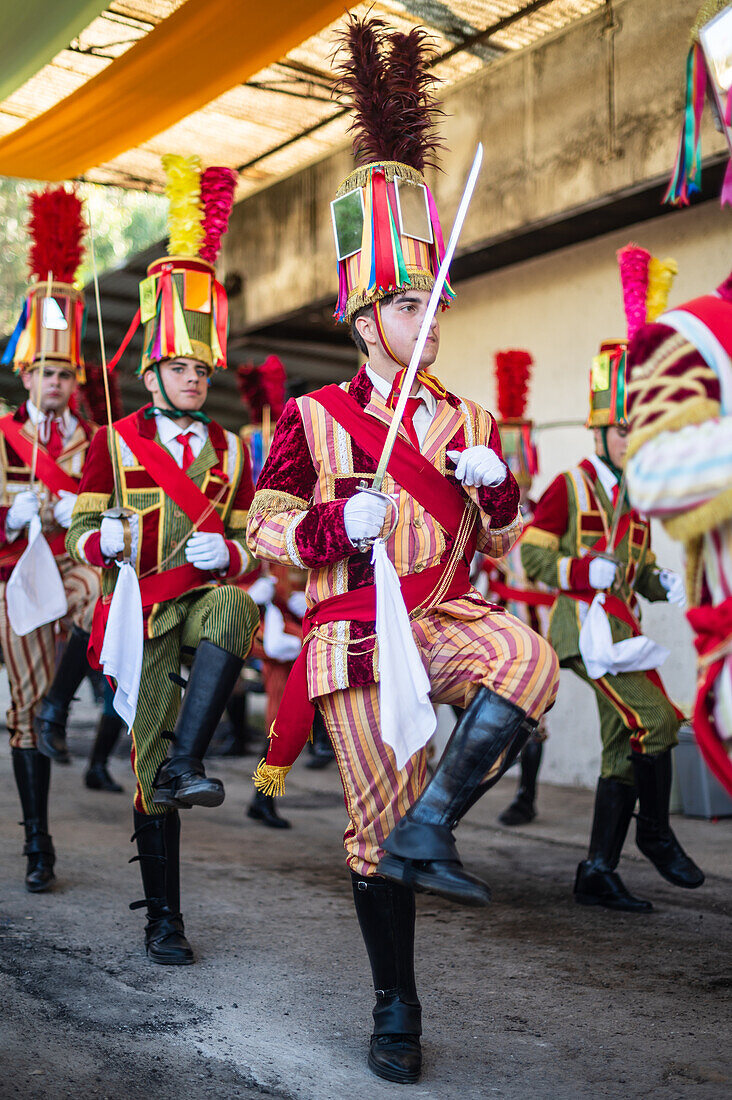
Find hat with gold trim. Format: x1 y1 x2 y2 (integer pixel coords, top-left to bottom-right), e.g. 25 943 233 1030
109 156 237 377
2 186 86 381
588 244 678 428
331 16 454 324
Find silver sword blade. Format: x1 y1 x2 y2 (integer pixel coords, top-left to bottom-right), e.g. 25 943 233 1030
368 143 484 494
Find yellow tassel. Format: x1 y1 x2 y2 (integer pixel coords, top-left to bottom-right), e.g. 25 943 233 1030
646 257 678 323
252 759 291 797
691 1 729 43
162 153 203 258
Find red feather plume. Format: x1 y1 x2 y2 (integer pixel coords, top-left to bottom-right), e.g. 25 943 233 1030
27 186 85 283
237 355 287 423
77 363 123 425
333 15 441 171
495 350 533 421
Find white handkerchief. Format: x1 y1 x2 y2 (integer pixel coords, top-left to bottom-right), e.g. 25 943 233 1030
6 515 67 636
579 593 669 680
372 539 436 770
100 562 143 729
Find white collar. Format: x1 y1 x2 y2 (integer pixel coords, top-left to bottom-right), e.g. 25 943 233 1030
364 364 437 416
26 400 73 431
588 452 619 499
154 412 208 446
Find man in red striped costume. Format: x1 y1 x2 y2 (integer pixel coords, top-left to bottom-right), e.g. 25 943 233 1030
246 18 559 1085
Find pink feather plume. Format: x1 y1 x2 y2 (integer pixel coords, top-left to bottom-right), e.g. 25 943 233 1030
617 243 651 342
199 167 237 264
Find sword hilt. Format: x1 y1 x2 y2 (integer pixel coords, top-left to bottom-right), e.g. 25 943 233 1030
353 481 398 553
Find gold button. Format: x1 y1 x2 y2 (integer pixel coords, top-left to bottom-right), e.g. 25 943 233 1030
413 518 422 528
414 562 425 573
174 509 184 519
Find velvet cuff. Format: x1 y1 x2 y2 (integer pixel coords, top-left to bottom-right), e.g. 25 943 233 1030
293 499 355 567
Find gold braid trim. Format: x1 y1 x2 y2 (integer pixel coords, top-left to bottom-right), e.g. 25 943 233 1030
521 526 560 551
344 272 435 323
74 492 112 513
250 488 309 516
335 161 424 198
252 759 292 797
664 484 732 544
626 398 720 461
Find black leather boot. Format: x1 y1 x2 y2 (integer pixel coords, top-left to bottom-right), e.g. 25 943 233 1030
247 788 291 829
631 749 705 888
153 641 243 809
36 625 91 763
351 872 422 1085
305 711 335 770
129 810 194 965
574 778 652 912
379 687 535 906
12 747 55 892
85 711 125 792
498 735 543 826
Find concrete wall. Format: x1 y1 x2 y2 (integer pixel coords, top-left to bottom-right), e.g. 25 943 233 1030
437 198 732 788
221 0 726 333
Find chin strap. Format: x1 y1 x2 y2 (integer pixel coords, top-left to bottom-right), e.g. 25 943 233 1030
143 365 211 424
372 299 449 410
597 428 623 482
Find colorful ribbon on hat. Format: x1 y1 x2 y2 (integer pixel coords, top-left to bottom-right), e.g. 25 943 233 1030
664 42 707 207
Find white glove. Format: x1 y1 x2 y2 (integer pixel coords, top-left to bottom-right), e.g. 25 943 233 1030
247 574 276 606
287 590 309 618
344 492 389 545
185 531 230 572
52 491 77 529
447 446 507 488
6 490 40 533
659 569 686 608
263 604 301 662
100 513 139 562
589 556 619 590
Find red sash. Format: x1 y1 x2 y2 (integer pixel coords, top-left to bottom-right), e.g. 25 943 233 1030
312 386 468 538
114 413 224 535
687 598 732 798
266 560 475 769
0 414 80 496
676 294 732 359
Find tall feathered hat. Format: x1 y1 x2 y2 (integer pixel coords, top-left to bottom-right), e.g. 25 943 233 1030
494 350 538 488
588 244 678 428
116 156 237 377
237 355 288 481
330 15 453 324
2 186 86 381
665 1 732 207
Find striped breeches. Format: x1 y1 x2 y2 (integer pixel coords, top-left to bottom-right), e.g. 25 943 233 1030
130 585 259 815
318 605 559 876
565 657 681 785
0 558 100 749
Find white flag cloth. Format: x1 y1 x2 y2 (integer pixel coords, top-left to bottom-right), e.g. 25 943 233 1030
263 602 301 662
6 515 67 636
579 593 669 680
372 539 436 770
100 562 143 729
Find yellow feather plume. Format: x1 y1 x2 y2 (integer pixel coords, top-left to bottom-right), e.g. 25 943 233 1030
162 153 203 258
646 256 678 323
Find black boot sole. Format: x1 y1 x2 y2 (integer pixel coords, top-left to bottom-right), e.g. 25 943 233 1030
36 739 71 765
367 1051 421 1084
379 854 491 907
246 806 291 829
146 949 195 966
26 873 56 894
637 845 705 889
498 806 536 826
574 892 653 913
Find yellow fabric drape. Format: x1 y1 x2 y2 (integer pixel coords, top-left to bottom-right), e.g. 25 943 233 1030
0 0 349 181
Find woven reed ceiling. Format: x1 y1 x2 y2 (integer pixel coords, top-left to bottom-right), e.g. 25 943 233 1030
0 0 605 196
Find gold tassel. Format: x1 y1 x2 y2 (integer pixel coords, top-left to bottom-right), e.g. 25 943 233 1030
344 272 436 321
691 1 729 43
335 160 424 198
646 257 678 322
252 759 291 797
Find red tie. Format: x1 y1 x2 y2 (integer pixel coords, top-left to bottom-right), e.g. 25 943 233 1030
401 397 423 451
45 417 64 459
176 431 195 471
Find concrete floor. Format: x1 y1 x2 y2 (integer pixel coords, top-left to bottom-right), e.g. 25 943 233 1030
0 676 730 1100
